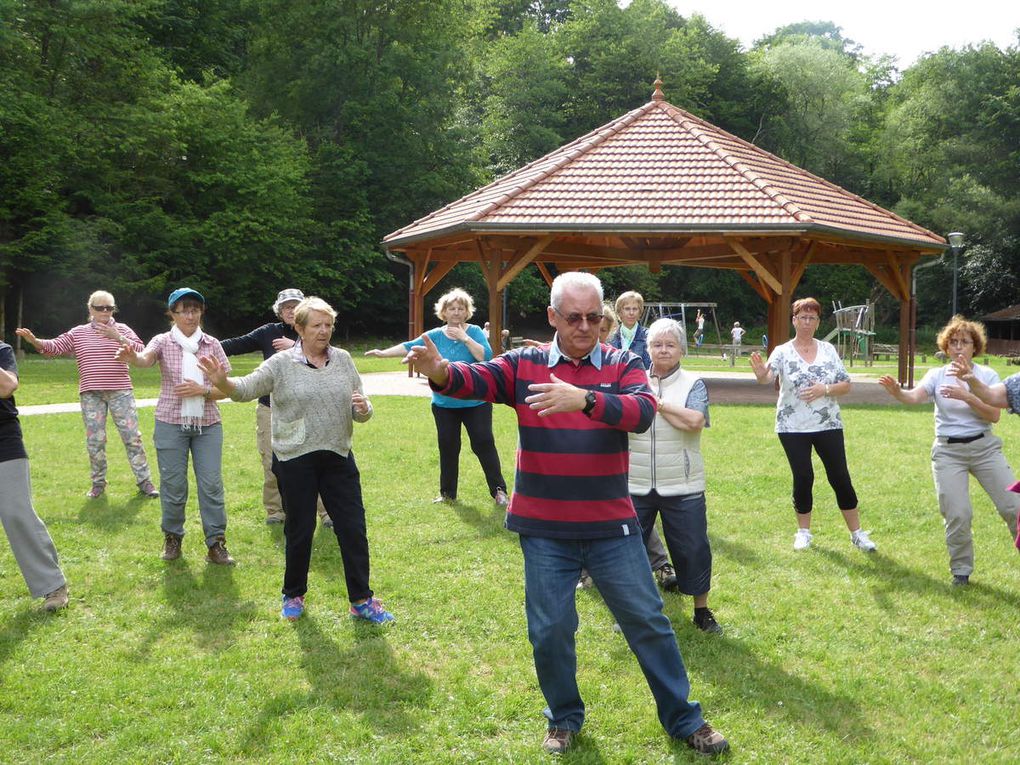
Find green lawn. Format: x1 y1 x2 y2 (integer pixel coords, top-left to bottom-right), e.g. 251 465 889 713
2 386 1019 762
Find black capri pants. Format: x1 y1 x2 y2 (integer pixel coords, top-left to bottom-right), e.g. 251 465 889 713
777 429 858 514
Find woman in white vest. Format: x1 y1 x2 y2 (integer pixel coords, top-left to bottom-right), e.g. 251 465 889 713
629 319 721 633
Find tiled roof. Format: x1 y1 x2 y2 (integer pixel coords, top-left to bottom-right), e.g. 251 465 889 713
980 304 1020 321
385 97 944 250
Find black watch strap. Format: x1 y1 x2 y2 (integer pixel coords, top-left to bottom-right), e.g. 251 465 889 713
582 390 597 415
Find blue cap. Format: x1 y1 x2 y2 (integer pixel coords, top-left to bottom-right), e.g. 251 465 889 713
167 287 205 308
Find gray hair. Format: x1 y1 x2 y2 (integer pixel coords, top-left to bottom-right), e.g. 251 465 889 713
293 296 337 328
647 318 687 356
550 272 603 311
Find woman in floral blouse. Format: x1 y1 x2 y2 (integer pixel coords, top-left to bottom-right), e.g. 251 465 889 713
749 297 877 553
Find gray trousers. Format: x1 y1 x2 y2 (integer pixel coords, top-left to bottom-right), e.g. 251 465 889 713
931 434 1020 576
0 458 66 598
154 420 227 545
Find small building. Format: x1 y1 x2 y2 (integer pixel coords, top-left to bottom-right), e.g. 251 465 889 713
979 304 1020 355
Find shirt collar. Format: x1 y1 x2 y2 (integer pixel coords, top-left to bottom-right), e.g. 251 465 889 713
548 334 603 370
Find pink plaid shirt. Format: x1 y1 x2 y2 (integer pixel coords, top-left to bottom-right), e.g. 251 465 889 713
145 332 231 426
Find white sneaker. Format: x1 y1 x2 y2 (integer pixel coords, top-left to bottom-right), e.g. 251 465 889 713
793 528 813 550
851 529 877 552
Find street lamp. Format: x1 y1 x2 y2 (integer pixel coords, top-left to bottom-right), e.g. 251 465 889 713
948 231 964 316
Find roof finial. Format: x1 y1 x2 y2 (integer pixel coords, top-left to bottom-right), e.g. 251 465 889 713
652 75 664 102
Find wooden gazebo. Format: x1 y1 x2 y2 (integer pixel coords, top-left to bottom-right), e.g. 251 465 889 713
383 80 946 383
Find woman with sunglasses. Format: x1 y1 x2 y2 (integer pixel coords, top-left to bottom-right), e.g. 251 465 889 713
749 297 877 553
16 290 158 499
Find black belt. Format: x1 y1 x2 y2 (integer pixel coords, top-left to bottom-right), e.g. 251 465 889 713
946 433 985 444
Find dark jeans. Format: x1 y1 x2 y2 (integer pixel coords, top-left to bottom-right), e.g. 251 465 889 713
273 449 372 601
632 490 712 596
519 533 705 739
778 429 858 514
432 403 506 499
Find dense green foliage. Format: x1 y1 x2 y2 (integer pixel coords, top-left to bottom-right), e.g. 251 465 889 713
2 1 1018 340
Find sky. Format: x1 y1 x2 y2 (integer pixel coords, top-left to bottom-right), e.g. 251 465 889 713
667 0 1019 68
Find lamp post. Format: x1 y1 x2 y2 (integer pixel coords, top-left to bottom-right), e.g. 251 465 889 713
948 231 964 316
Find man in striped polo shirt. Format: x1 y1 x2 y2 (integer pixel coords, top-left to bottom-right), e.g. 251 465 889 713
405 272 728 757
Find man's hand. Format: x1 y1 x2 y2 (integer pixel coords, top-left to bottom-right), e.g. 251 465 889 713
403 334 450 385
525 373 587 417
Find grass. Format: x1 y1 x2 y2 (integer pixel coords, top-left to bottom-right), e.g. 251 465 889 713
2 376 1020 762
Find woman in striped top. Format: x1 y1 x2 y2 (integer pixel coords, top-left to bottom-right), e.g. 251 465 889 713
16 290 157 499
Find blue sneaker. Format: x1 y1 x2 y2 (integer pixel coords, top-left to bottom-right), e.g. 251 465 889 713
281 595 305 621
349 597 395 624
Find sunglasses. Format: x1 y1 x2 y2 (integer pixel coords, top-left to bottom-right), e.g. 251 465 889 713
553 307 604 326
90 304 116 312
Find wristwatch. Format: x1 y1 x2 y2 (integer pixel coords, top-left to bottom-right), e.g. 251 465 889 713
582 390 597 416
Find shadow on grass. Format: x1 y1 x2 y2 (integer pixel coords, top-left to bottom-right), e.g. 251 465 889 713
0 609 47 679
132 561 257 658
76 493 152 530
577 589 873 746
816 546 1020 610
451 500 511 539
238 616 433 755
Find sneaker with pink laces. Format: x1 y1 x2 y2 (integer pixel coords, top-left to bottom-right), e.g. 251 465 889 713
350 597 395 624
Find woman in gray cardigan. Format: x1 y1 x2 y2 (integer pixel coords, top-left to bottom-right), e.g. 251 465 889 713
200 297 393 625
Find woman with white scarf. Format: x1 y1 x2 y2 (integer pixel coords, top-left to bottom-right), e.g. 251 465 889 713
116 288 235 565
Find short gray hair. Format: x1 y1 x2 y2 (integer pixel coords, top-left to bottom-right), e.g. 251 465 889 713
647 318 687 355
293 297 337 328
550 272 603 311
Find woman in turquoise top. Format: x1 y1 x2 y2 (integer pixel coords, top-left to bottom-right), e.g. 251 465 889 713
367 288 509 506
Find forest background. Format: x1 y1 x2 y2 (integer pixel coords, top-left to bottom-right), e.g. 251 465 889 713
3 0 1019 344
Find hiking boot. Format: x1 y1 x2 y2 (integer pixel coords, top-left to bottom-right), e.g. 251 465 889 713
693 607 723 634
350 597 395 624
319 510 334 529
684 722 729 755
43 584 69 612
952 574 970 586
265 511 286 525
655 562 680 592
494 488 510 507
161 533 182 561
138 480 159 498
793 528 813 550
85 483 105 499
206 538 236 566
542 728 574 755
281 595 305 621
851 529 877 553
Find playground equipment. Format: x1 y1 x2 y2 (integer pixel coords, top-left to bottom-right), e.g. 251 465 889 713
824 301 875 366
641 302 723 354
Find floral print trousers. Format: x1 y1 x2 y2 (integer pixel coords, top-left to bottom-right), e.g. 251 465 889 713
80 390 152 487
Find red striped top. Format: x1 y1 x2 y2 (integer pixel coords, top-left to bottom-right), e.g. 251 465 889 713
437 342 656 539
39 322 144 394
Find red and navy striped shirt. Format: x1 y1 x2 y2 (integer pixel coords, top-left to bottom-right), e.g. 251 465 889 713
437 340 655 539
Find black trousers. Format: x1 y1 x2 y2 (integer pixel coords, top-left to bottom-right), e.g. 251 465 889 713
777 429 858 514
432 403 506 499
273 449 371 601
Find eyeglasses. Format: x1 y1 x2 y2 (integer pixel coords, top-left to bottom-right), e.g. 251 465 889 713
173 308 202 316
553 307 603 326
948 337 974 346
91 304 116 312
794 315 819 323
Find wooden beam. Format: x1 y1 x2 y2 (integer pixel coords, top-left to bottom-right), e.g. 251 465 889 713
497 235 554 291
791 241 817 287
536 262 555 287
728 238 782 293
739 271 773 303
419 260 458 297
884 251 911 302
864 264 905 302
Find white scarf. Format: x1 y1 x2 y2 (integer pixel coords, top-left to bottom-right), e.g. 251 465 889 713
171 324 205 430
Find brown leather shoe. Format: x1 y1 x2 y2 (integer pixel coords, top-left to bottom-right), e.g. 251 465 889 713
161 533 182 561
42 584 69 612
206 537 236 566
542 728 574 754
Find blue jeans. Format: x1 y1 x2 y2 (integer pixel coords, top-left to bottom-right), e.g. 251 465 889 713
154 420 227 544
519 533 705 738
